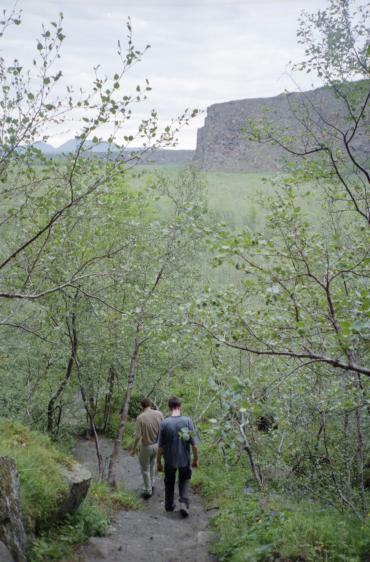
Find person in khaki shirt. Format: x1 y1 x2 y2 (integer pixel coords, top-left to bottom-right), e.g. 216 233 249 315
131 398 164 499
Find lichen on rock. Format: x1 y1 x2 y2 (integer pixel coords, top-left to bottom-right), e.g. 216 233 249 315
0 541 15 562
58 464 92 521
0 456 27 562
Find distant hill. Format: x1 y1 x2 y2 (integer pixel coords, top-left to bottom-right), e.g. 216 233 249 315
32 139 194 165
194 81 369 172
33 141 58 154
34 139 126 154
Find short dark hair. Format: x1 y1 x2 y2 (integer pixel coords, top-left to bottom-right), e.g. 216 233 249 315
141 398 152 408
168 396 182 410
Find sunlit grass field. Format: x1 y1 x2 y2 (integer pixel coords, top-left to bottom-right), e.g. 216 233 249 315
129 163 324 226
127 163 328 288
128 165 275 228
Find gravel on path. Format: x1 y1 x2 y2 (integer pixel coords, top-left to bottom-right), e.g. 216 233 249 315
73 437 216 562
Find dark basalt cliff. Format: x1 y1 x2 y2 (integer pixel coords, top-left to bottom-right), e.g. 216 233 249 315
0 457 27 562
194 82 369 171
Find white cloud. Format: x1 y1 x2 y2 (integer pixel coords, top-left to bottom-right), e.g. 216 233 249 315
1 0 329 148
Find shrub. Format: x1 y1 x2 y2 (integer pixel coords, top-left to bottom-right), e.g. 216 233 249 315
29 502 109 562
29 480 139 562
210 489 370 562
193 435 370 562
95 390 139 445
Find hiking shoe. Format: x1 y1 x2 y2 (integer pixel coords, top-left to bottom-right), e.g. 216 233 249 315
165 504 175 512
179 503 189 517
141 492 152 500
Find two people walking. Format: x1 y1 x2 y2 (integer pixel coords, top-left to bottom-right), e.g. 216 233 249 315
131 396 199 516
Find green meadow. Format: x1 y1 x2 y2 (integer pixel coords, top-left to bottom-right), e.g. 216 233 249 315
129 166 273 225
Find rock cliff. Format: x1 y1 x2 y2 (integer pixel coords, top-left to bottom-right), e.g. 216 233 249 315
0 454 91 560
194 82 369 171
32 462 92 533
57 464 92 522
0 457 27 562
0 541 15 562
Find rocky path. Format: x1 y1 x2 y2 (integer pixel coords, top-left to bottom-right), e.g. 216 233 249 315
73 437 216 562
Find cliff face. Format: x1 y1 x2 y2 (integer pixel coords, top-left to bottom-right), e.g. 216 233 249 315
0 457 27 562
194 83 369 171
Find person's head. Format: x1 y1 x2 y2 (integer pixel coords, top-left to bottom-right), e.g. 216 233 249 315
168 396 182 412
141 398 152 409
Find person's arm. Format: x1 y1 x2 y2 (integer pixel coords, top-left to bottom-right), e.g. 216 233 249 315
157 422 165 471
157 447 164 472
130 419 141 456
188 418 199 468
191 445 199 468
130 435 140 456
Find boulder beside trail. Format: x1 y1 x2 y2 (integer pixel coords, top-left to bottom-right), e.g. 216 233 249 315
0 457 27 562
35 462 92 532
0 541 16 562
58 464 92 519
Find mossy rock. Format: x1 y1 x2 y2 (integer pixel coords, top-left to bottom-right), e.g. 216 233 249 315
0 540 16 562
0 456 27 562
0 419 91 533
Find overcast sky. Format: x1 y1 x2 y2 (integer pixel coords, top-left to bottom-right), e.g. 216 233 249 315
2 0 328 148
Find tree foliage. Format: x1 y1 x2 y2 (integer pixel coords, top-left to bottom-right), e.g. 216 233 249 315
198 0 369 516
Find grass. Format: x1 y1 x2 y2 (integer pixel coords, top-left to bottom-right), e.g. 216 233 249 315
129 165 272 228
126 165 326 289
204 170 272 227
0 418 139 562
89 482 140 512
129 164 323 221
29 501 109 562
29 482 139 562
0 418 73 529
210 492 370 562
192 441 370 562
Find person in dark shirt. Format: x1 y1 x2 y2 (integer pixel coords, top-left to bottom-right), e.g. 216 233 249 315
157 396 199 517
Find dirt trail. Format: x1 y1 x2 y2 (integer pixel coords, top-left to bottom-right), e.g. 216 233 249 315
73 437 216 562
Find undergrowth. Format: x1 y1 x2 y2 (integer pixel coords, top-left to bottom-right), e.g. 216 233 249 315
29 501 108 562
29 481 139 561
193 441 370 562
95 391 140 449
89 482 140 512
0 418 139 562
0 418 73 528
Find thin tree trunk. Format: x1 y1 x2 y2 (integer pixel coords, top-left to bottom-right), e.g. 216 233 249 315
355 406 367 515
343 409 353 497
107 328 140 488
77 368 104 481
238 419 264 490
321 412 361 519
106 266 164 487
101 365 116 433
68 308 104 480
47 312 77 434
88 396 97 437
354 374 367 516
